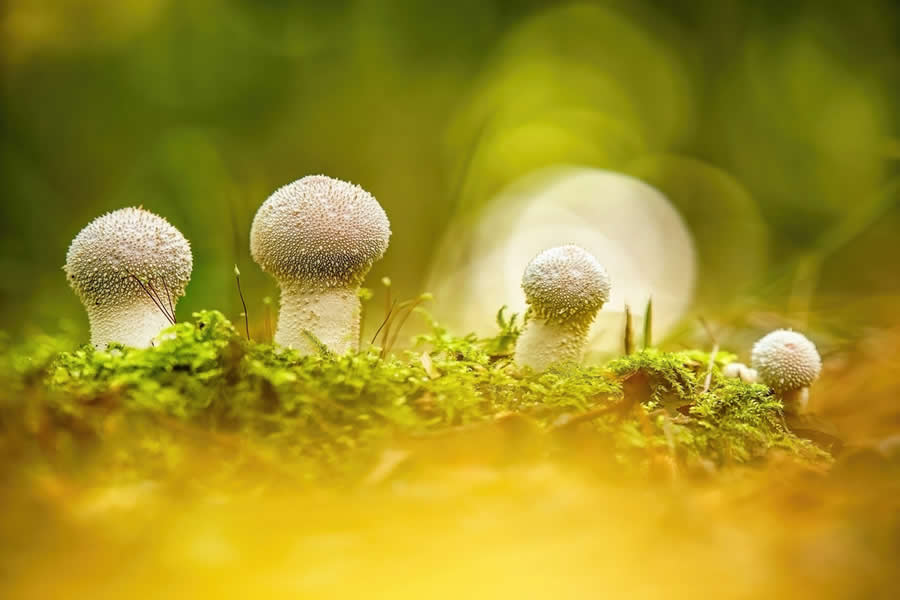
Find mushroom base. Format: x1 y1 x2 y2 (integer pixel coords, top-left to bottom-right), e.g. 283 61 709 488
276 286 360 355
87 300 175 349
514 317 589 372
780 387 810 416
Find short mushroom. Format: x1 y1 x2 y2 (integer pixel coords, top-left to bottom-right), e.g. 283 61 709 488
250 175 391 355
65 207 192 349
722 362 759 383
750 329 822 414
514 245 611 371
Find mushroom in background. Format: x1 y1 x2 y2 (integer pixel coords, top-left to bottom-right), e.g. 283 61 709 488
64 207 193 349
722 362 759 383
514 245 611 372
751 329 822 414
250 175 391 355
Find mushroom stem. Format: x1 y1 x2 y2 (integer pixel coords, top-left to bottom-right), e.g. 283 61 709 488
514 317 588 371
88 298 175 349
780 387 810 416
276 284 360 355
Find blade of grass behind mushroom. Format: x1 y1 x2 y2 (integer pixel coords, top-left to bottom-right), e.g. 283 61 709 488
624 304 634 355
699 317 719 393
385 293 432 355
233 264 250 340
643 297 653 349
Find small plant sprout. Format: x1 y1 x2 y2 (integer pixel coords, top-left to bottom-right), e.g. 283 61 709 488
751 329 822 414
514 245 611 371
64 207 193 349
250 175 391 355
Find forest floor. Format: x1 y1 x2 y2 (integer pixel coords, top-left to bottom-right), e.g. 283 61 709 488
1 311 898 599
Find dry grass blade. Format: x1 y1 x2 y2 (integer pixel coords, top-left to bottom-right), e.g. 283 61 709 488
146 280 176 324
643 297 653 349
125 271 175 325
624 304 634 355
385 295 430 355
234 265 250 340
161 277 176 324
699 317 719 393
371 299 398 346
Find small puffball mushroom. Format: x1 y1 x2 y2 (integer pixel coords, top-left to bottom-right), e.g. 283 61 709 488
751 329 822 414
65 207 192 349
722 362 759 383
250 175 390 355
514 245 611 371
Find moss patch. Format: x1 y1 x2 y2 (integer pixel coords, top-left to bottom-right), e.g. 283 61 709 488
1 310 827 488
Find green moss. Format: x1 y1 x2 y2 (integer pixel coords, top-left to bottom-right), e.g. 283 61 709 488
0 310 828 485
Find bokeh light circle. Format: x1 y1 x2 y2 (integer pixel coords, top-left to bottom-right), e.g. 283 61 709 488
427 167 697 355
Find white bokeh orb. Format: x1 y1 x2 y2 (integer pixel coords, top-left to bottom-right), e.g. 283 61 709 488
427 167 697 355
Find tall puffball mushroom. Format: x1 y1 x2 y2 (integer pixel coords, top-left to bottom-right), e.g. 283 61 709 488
65 207 192 349
250 175 391 355
751 329 822 414
514 245 611 371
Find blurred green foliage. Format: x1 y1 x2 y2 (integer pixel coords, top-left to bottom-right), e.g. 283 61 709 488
2 0 899 341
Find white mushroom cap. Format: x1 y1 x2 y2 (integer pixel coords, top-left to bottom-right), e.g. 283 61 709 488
64 207 192 308
250 175 391 288
521 245 611 329
750 329 822 393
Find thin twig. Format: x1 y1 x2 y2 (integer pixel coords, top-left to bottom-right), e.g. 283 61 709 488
372 299 398 345
146 280 175 324
699 317 719 393
550 394 623 431
161 276 176 323
385 296 429 355
383 278 392 329
379 298 408 358
127 273 175 325
234 265 250 340
144 280 166 319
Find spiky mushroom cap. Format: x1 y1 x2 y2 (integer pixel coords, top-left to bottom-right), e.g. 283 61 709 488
64 207 192 306
521 245 611 330
250 175 391 289
751 329 822 393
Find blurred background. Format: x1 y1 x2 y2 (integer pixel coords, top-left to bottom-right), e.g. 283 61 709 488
2 0 899 353
3 5 900 597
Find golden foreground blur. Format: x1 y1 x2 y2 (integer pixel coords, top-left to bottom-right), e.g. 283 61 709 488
3 327 898 600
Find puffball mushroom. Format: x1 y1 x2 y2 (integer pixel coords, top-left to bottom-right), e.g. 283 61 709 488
751 329 822 414
722 362 759 383
250 175 391 355
64 207 192 349
514 245 611 371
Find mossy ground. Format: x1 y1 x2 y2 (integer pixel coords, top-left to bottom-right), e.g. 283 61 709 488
4 310 825 483
1 310 897 599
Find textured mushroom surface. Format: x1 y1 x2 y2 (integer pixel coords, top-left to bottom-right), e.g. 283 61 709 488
250 175 391 354
750 330 821 393
250 175 391 288
64 207 192 348
522 245 611 330
515 245 610 371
